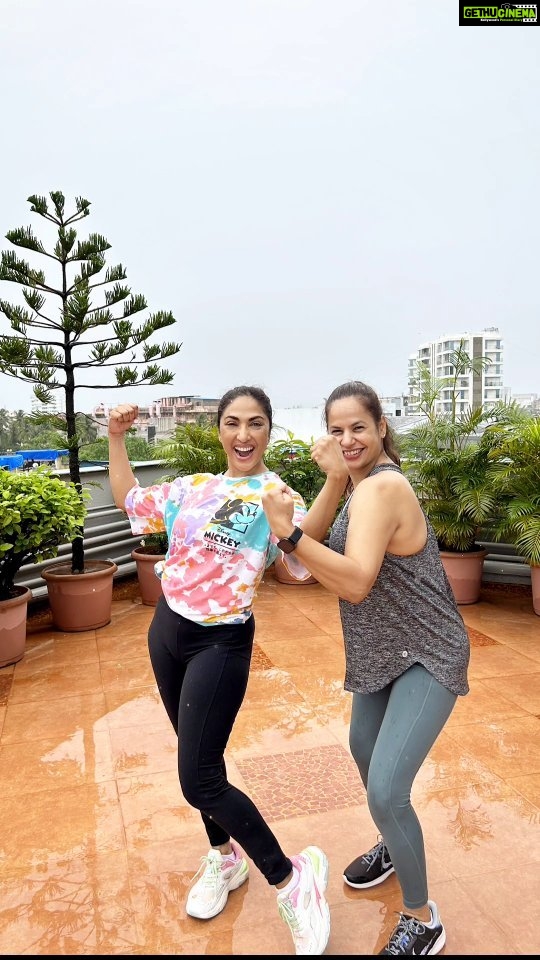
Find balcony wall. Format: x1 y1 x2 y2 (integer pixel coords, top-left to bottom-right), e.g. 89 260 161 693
13 462 532 604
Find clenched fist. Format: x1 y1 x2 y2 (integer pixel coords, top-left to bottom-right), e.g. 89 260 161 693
261 484 296 539
310 435 349 484
108 403 139 437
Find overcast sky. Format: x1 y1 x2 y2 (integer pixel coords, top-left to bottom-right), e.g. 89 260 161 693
0 0 538 414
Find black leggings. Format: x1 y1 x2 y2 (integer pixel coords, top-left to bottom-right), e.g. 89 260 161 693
148 596 292 886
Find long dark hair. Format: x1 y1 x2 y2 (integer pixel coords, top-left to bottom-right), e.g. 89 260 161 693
217 385 273 432
324 381 401 466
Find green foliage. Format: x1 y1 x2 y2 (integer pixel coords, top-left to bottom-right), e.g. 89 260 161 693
81 433 157 463
0 191 182 572
265 433 325 507
0 468 89 600
138 532 169 554
157 422 228 477
0 410 97 455
489 418 540 566
400 342 529 552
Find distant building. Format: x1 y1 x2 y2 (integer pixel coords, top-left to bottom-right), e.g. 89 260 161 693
407 328 505 415
509 392 540 415
92 395 220 442
31 396 65 415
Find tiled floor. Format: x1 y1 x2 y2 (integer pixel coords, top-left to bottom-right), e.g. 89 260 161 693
0 572 539 955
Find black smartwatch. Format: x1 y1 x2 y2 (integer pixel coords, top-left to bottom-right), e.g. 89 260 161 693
277 526 304 554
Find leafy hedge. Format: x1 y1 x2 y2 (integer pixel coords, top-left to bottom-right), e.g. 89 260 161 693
0 469 88 600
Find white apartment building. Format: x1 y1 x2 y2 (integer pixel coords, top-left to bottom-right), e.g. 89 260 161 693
407 328 505 416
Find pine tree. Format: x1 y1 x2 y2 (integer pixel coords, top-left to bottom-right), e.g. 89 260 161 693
0 191 182 573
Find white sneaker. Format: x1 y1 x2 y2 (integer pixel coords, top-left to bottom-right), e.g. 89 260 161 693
277 845 330 955
186 843 249 919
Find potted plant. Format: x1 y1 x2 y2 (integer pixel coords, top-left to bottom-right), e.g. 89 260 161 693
400 343 528 604
0 190 181 630
131 531 169 606
489 417 540 615
0 468 87 666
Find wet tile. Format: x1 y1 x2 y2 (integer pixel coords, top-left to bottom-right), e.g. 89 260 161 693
458 861 539 954
479 672 540 715
413 730 504 793
444 715 540 778
0 672 13 706
0 781 125 868
15 635 100 670
445 678 529 728
257 635 346 671
0 850 140 955
97 629 151 662
242 668 307 709
228 701 342 759
504 773 540 807
497 632 540 663
415 779 540 877
109 721 177 779
468 643 540 680
4 579 539 956
1 692 108 744
117 770 201 849
100 655 156 692
8 660 104 703
0 729 114 796
104 686 166 729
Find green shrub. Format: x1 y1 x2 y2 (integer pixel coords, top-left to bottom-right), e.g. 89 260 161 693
0 469 88 600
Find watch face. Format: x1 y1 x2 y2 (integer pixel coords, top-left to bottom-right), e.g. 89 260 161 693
278 538 296 554
278 527 303 554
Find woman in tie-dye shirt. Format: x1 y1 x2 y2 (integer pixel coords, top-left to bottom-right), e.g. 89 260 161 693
108 385 348 956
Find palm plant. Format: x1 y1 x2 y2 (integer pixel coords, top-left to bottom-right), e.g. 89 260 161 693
156 421 228 477
489 417 540 566
400 342 529 552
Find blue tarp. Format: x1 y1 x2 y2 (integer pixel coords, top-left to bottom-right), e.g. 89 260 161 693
0 454 24 470
17 450 68 460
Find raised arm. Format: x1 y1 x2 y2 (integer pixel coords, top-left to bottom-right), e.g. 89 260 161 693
108 403 139 511
262 476 401 603
299 435 349 542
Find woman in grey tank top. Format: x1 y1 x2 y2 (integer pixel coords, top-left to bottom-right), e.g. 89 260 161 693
262 381 470 957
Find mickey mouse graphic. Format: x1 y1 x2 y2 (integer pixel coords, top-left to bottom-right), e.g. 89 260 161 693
212 498 259 535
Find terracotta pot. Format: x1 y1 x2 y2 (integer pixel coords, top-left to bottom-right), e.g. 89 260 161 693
42 560 118 632
131 548 165 606
440 548 487 605
530 565 540 617
0 585 32 668
272 554 318 585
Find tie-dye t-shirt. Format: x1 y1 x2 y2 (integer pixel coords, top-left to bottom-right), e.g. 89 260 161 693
125 471 310 625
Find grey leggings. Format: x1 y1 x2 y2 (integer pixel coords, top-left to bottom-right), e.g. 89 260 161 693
349 663 457 911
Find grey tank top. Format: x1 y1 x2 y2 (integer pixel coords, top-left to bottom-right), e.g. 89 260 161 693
328 463 470 697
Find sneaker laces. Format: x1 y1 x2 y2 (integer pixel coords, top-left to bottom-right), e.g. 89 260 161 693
278 896 301 934
190 853 221 892
384 913 427 955
361 837 385 866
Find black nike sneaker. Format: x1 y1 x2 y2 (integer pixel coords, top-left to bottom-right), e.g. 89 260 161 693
343 838 395 889
379 901 446 955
